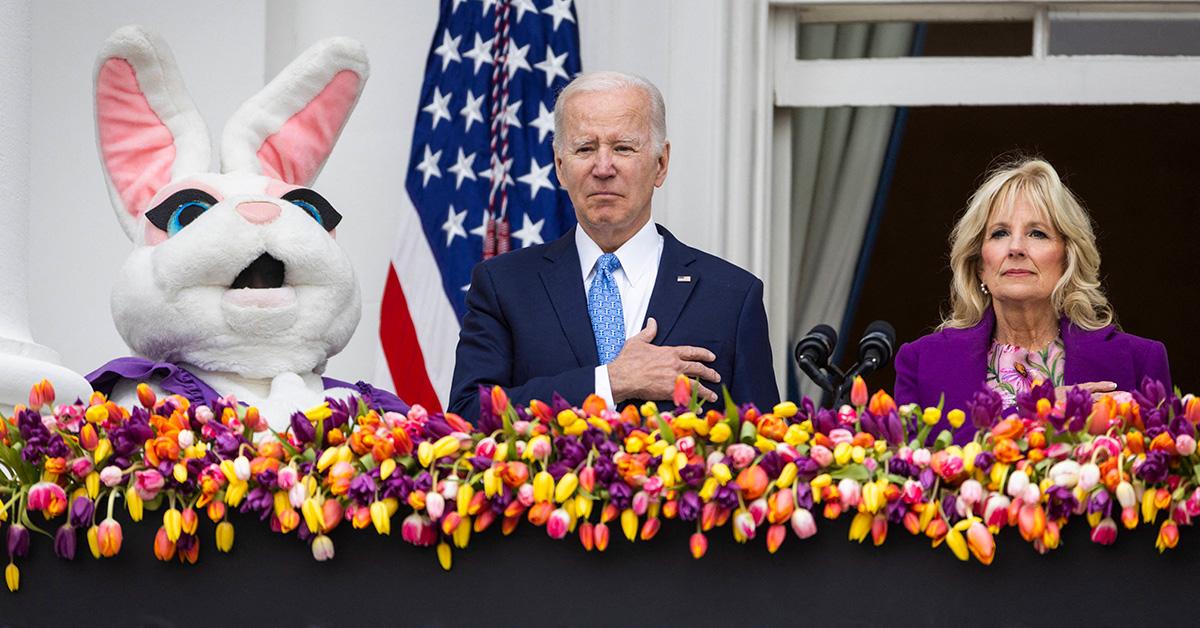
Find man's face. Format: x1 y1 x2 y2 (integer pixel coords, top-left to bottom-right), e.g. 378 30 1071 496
554 87 669 245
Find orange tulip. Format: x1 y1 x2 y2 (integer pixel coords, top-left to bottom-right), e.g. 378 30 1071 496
737 465 769 501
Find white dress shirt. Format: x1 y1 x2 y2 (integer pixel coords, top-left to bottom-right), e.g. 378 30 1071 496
576 219 664 407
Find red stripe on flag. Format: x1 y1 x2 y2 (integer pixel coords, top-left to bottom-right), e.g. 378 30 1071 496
380 263 443 413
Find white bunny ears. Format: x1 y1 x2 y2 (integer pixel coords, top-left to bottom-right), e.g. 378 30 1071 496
93 25 369 240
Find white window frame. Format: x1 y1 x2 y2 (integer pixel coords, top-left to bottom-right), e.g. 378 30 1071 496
751 0 1200 387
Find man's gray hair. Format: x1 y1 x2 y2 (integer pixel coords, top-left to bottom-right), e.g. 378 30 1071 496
552 70 667 156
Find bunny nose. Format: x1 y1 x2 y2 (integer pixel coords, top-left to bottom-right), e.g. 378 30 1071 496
236 201 281 224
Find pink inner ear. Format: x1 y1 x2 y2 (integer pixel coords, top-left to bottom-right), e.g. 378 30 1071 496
96 58 176 220
257 70 361 186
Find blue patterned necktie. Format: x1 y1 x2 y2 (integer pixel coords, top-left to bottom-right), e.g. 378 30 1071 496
588 253 625 364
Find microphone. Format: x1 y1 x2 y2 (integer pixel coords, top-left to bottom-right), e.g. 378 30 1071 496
793 324 839 394
833 320 897 406
855 320 896 377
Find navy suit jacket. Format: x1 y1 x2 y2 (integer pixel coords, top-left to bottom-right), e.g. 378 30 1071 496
449 224 780 422
894 307 1172 443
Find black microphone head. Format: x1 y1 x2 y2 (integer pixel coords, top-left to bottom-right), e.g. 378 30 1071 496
858 320 897 367
795 324 838 368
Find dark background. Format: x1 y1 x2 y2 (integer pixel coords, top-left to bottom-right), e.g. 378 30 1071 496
845 22 1200 395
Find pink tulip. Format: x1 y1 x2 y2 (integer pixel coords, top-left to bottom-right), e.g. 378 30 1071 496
829 428 853 445
97 518 123 557
632 491 649 516
901 480 924 505
966 521 995 564
277 466 298 490
99 465 123 488
911 448 931 468
747 497 768 526
426 492 446 520
733 509 756 541
546 508 571 539
401 513 437 547
1090 518 1118 545
726 444 756 470
838 479 862 509
983 495 1011 530
28 482 67 516
809 445 833 468
1177 434 1197 457
790 508 817 539
959 479 984 506
134 470 165 501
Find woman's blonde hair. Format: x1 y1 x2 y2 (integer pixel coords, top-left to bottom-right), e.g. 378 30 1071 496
940 157 1114 331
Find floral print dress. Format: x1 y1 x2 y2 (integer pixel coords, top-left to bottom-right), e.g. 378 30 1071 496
985 338 1065 408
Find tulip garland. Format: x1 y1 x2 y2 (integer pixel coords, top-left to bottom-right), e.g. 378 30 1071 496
1 373 1198 592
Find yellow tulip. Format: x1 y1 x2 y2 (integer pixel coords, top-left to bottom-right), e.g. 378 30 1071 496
417 441 434 467
587 417 613 434
624 436 644 453
173 463 188 483
575 494 593 519
494 442 509 461
163 508 182 542
557 409 580 427
709 423 732 443
851 445 865 464
215 521 235 552
774 401 798 418
85 404 108 424
305 402 332 422
776 462 798 488
452 517 471 548
125 490 144 522
1142 489 1160 524
457 485 475 516
811 474 833 490
370 501 391 535
273 491 291 517
380 458 396 480
989 463 1010 491
833 442 852 466
783 425 808 447
647 440 668 457
302 498 325 533
711 463 732 485
945 527 969 560
483 468 501 497
621 509 638 542
437 541 452 570
563 421 587 436
85 472 100 499
317 447 339 472
947 409 966 429
5 563 17 592
93 438 112 465
533 471 555 502
962 442 981 473
640 401 658 417
224 481 248 507
699 477 718 501
86 525 101 559
754 436 777 453
848 512 873 542
555 472 579 503
922 407 941 426
432 436 460 459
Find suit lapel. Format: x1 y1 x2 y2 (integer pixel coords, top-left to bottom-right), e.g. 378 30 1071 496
644 225 697 344
540 228 599 366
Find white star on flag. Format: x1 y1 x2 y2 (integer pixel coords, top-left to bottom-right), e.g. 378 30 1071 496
447 149 478 189
462 34 495 75
512 0 540 22
415 145 443 186
469 215 489 239
500 100 523 129
517 158 555 199
530 102 555 143
505 42 532 76
512 213 545 248
433 30 462 71
478 156 514 189
480 0 498 13
534 46 569 87
544 0 576 31
459 90 485 132
422 87 453 130
442 205 468 245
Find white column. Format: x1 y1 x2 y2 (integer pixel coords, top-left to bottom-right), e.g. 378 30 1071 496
0 0 90 406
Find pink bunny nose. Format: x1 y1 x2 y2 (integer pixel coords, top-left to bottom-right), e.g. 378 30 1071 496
236 201 281 224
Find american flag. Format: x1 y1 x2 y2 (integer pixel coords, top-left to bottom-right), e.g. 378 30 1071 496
379 0 581 411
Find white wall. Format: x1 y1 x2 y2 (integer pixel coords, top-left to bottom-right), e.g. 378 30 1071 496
27 0 746 393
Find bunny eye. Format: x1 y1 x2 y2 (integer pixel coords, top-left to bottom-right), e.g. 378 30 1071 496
282 188 341 231
145 189 219 236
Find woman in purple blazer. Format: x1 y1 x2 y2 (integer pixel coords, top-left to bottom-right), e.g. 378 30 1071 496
894 158 1171 443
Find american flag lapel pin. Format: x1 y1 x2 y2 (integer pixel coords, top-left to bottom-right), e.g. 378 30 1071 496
677 275 691 283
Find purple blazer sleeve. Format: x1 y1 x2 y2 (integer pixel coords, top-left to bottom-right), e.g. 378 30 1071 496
1132 337 1172 393
893 341 920 407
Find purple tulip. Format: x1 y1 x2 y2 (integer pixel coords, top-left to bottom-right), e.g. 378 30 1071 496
678 492 702 521
289 411 315 444
7 524 29 557
69 496 94 528
54 525 76 560
608 481 633 510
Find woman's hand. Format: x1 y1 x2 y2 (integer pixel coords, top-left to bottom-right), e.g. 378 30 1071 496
1056 381 1118 401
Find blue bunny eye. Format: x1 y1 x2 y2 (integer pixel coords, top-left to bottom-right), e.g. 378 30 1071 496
281 188 341 232
167 201 212 235
145 189 219 236
288 199 323 226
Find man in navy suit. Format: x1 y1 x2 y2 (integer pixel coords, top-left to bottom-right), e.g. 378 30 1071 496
449 71 779 422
